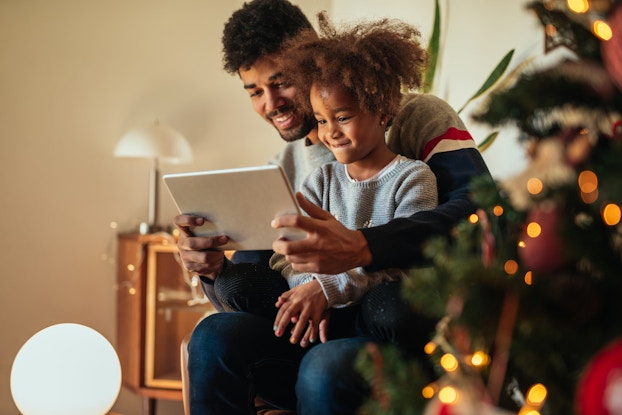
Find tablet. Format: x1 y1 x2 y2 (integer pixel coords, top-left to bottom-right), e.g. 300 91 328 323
163 164 306 251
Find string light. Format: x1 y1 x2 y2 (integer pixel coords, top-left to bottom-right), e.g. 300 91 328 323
440 353 459 372
470 351 490 367
504 259 519 275
493 205 504 216
593 20 612 40
524 271 533 285
567 0 589 13
438 386 459 405
602 203 622 226
578 170 598 193
526 383 548 406
469 213 479 224
527 178 544 195
581 188 599 204
526 222 542 238
421 384 436 399
424 341 437 355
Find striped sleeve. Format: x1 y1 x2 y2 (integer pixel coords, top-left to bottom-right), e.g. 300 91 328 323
387 93 476 161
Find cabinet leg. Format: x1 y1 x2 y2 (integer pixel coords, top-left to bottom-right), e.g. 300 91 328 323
142 397 156 415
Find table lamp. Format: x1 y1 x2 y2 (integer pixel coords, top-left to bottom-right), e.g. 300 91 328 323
10 323 122 415
114 119 193 233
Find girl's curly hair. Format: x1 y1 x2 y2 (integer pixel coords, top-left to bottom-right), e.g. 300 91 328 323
221 0 313 74
277 12 429 119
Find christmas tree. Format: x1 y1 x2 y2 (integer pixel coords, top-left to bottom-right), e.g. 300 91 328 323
358 1 622 414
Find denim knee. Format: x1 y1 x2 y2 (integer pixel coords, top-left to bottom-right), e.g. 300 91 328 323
296 337 372 415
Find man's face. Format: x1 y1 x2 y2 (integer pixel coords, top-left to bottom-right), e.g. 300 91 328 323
239 55 316 142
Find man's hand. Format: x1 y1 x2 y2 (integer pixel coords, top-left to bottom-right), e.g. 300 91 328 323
271 193 373 274
174 214 228 280
273 279 329 347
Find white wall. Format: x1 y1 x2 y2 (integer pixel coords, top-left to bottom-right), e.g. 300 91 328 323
0 1 542 414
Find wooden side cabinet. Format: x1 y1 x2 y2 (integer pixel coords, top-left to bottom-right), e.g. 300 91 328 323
116 233 215 415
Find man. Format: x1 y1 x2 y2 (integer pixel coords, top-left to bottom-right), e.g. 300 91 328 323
175 0 491 413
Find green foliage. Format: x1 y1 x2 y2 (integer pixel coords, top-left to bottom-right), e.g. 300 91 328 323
358 2 622 413
356 345 432 415
471 68 619 139
422 0 441 93
457 49 515 115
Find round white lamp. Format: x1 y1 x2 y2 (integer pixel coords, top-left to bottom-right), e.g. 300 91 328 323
10 323 122 415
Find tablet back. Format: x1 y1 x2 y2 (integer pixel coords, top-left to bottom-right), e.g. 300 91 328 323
163 164 305 251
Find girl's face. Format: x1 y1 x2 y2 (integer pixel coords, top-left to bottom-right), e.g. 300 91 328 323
310 83 387 166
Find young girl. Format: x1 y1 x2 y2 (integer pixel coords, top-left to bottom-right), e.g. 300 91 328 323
270 13 438 346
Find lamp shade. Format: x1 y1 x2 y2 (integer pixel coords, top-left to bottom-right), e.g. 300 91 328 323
114 120 192 164
10 323 122 415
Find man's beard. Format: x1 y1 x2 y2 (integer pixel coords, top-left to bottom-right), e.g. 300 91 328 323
277 112 317 143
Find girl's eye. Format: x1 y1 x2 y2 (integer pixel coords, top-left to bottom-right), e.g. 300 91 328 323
316 119 326 125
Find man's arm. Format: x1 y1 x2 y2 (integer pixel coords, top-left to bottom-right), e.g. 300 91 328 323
361 147 489 271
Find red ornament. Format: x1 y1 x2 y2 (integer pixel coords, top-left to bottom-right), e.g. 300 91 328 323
576 338 622 415
518 205 570 274
602 3 622 91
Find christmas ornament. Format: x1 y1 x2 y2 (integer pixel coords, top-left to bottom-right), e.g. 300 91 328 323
602 3 622 91
576 337 622 415
518 204 570 274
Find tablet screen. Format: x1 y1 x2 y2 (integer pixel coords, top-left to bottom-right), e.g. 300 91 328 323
163 164 306 251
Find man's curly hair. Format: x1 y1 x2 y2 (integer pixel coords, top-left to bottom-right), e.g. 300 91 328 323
277 12 429 120
222 0 313 74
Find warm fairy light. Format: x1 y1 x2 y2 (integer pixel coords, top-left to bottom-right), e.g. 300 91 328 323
524 271 533 285
438 386 459 404
526 383 548 406
545 23 557 37
424 341 437 355
128 287 136 295
110 221 118 229
127 264 135 272
504 259 519 275
578 170 598 193
469 214 479 224
518 240 526 248
602 203 622 226
421 384 436 399
527 178 544 195
470 351 490 367
493 205 504 216
518 409 541 415
581 189 599 204
440 353 459 372
526 222 542 238
593 20 613 40
567 0 589 13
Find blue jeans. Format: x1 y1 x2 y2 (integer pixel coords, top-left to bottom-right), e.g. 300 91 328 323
187 312 372 415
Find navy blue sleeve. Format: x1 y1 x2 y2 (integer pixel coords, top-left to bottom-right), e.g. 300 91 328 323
361 148 491 271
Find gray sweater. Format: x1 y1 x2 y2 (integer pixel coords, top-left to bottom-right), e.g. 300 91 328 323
270 156 437 308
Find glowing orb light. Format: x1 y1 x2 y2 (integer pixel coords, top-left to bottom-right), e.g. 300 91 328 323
10 323 121 415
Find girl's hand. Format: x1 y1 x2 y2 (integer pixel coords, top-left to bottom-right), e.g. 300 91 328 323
273 280 328 346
